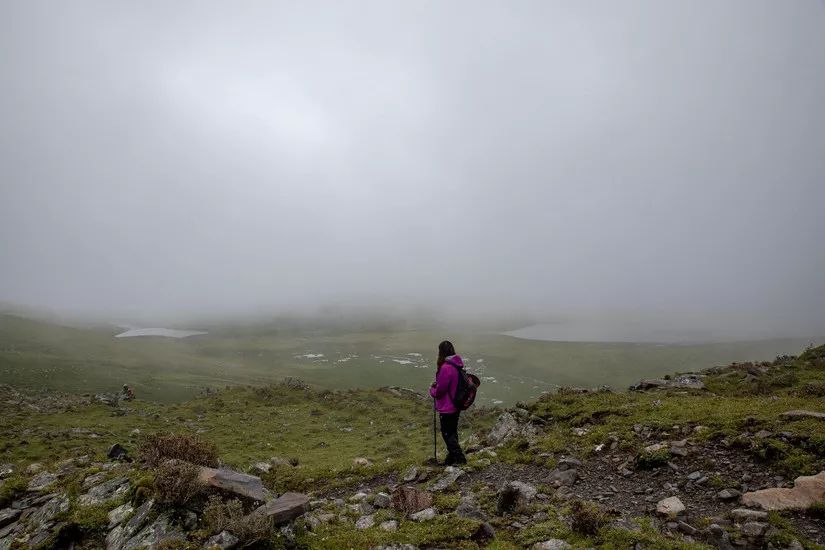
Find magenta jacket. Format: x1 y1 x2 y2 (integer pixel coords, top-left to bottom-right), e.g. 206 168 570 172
429 355 464 413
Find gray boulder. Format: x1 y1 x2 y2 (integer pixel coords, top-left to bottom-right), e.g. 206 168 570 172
198 467 272 502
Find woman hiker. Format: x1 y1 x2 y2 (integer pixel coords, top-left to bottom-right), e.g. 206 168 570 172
429 340 467 465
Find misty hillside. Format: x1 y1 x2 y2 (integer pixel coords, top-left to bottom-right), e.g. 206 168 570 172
1 313 817 407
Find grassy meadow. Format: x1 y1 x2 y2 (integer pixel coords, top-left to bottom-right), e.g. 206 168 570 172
0 313 818 405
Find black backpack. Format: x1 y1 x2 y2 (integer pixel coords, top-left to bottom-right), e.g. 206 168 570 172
450 362 481 410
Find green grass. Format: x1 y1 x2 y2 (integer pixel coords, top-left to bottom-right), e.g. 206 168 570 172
0 382 497 479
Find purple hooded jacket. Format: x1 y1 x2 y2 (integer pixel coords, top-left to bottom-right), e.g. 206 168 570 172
429 355 464 413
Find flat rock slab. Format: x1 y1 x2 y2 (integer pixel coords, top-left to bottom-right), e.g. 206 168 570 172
253 492 309 525
782 410 825 421
428 466 465 492
199 467 272 502
742 471 825 511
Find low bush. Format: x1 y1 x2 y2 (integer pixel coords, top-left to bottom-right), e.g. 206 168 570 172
140 433 219 467
154 459 205 506
203 496 275 546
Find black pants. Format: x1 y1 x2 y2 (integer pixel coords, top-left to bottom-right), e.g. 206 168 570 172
439 412 466 464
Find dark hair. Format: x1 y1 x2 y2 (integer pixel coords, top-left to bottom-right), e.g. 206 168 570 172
437 340 456 367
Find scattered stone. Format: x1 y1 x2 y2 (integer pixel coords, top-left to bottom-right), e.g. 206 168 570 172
358 500 374 515
487 412 519 446
531 540 571 550
355 514 375 530
204 530 239 549
253 492 309 525
428 466 465 491
0 465 13 479
706 523 734 550
107 443 129 461
557 457 582 470
669 446 689 457
392 486 433 515
402 466 418 482
25 463 44 475
687 471 702 481
644 443 668 453
716 488 741 501
380 520 398 532
108 503 134 528
249 462 271 475
374 492 391 508
677 521 697 535
741 521 768 537
410 507 437 522
456 496 488 520
741 471 825 510
352 457 372 467
656 496 685 517
730 508 768 523
198 467 272 502
27 471 58 491
78 476 129 506
547 468 578 487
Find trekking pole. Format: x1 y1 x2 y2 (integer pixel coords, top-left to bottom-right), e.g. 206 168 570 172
432 398 437 463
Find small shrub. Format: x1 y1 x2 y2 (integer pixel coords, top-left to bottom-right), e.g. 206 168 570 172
154 459 205 506
203 496 274 545
140 433 219 467
569 500 611 536
635 449 671 470
796 382 825 397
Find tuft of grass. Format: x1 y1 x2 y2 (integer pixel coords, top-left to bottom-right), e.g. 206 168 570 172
635 448 671 470
569 500 613 536
0 475 26 507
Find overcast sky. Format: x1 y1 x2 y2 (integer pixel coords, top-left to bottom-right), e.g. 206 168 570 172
1 1 824 332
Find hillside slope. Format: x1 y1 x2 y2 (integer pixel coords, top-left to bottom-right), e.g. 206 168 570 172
0 345 824 548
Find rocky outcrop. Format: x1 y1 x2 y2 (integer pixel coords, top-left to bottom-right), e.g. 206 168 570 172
630 374 704 391
252 492 309 524
741 471 825 511
198 467 272 501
